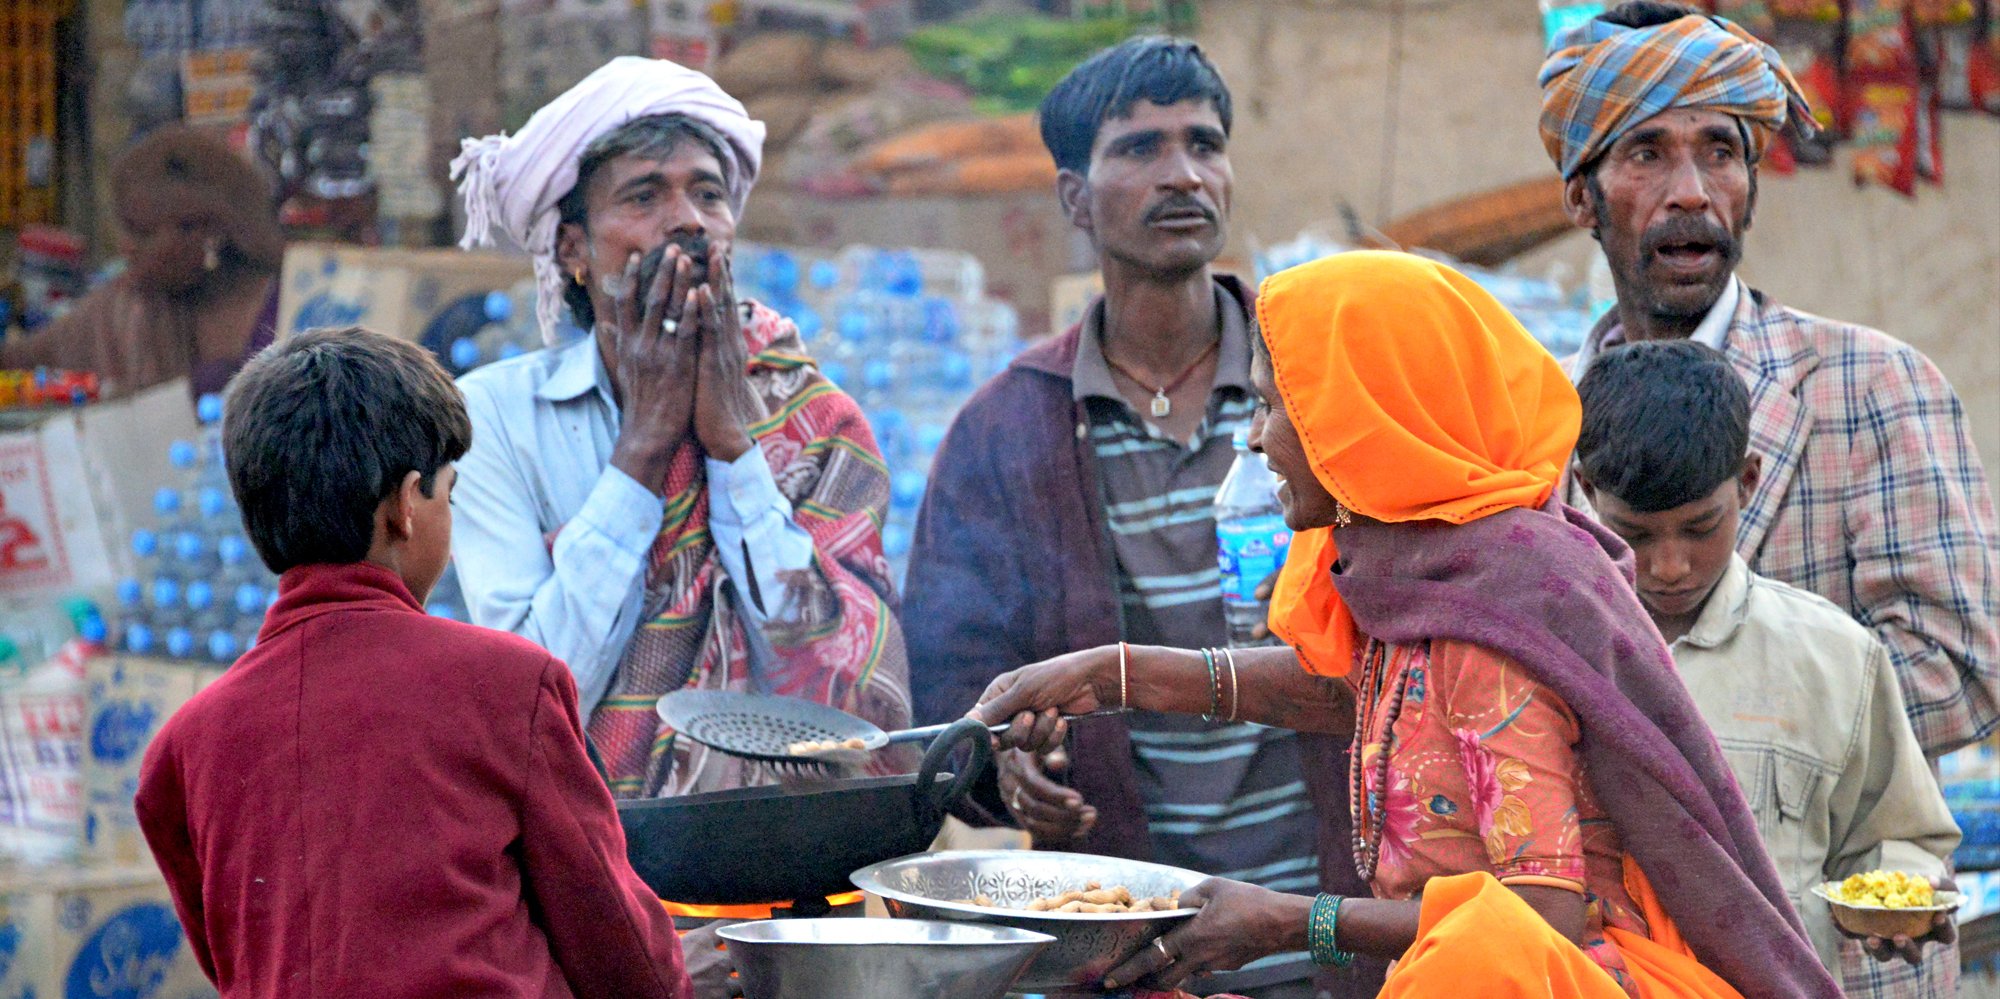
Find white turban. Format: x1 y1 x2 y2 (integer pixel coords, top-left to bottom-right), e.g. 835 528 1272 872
451 57 766 345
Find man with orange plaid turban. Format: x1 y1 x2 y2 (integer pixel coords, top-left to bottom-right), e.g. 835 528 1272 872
1545 5 2000 997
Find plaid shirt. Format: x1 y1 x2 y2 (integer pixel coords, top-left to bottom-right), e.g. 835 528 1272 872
1573 287 2000 758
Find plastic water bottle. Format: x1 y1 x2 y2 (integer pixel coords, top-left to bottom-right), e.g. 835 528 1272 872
123 622 156 656
165 626 197 660
152 487 190 533
1215 426 1293 647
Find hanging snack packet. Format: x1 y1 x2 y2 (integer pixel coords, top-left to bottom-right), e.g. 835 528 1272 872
1849 81 1921 193
1711 0 1778 36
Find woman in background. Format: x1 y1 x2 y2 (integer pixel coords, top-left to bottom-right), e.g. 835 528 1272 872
2 126 283 400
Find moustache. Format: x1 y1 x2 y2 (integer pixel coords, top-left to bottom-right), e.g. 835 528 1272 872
1145 197 1217 225
620 233 717 299
1639 216 1737 262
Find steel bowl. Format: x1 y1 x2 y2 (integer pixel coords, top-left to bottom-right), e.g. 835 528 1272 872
716 918 1054 999
850 850 1205 994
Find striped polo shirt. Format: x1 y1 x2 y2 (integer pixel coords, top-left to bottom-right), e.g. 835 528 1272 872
1073 286 1318 992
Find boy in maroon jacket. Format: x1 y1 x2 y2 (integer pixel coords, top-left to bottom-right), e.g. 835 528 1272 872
135 327 692 999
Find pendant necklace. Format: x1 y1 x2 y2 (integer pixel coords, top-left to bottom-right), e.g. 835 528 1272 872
1102 336 1221 419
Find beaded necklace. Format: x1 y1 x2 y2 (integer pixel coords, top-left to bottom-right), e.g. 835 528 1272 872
1347 639 1414 884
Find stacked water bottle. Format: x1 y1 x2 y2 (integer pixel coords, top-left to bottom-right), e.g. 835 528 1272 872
732 243 1027 584
1253 233 1597 358
115 394 278 665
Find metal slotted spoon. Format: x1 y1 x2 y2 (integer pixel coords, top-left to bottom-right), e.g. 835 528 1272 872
657 690 1115 772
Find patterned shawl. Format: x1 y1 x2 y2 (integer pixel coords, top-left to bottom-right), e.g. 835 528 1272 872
585 301 912 798
1538 12 1816 179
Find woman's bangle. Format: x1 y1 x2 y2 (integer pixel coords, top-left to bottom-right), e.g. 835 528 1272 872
1117 641 1129 710
1221 647 1240 722
1200 648 1222 720
1308 893 1355 967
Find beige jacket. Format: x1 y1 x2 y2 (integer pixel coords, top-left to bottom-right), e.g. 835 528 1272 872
1672 554 1960 972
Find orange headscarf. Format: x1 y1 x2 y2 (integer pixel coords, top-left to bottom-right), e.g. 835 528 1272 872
1259 252 1581 676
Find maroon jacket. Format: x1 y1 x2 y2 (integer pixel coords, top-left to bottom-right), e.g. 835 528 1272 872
136 562 692 999
904 278 1380 991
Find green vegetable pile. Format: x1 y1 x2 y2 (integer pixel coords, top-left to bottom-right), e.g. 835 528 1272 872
905 16 1146 115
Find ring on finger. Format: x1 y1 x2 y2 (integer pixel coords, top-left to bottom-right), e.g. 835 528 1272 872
661 317 679 335
1153 937 1173 962
1010 787 1024 813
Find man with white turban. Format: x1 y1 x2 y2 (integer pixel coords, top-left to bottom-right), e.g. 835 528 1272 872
1547 5 1998 997
448 56 912 800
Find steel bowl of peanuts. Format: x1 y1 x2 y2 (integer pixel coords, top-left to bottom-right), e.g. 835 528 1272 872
851 850 1207 994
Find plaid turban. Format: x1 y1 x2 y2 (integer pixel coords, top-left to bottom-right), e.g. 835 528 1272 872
1538 13 1815 180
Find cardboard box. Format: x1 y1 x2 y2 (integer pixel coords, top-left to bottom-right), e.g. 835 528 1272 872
1049 272 1104 336
0 864 216 999
81 657 207 867
0 383 197 600
276 243 533 346
179 48 256 129
742 190 1093 337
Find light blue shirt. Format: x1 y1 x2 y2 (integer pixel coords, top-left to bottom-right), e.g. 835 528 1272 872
451 333 816 715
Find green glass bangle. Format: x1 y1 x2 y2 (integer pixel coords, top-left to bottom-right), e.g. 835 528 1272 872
1199 647 1222 720
1308 893 1356 968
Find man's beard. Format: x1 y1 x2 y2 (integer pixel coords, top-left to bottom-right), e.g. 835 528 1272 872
1632 213 1743 324
633 231 714 295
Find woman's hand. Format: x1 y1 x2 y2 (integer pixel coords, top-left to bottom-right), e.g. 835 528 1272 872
970 646 1119 753
1101 878 1310 991
997 748 1096 843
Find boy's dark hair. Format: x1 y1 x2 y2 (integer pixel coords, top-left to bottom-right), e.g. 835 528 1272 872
1038 36 1232 175
1598 1 1700 28
224 327 473 573
556 113 734 330
1575 339 1750 514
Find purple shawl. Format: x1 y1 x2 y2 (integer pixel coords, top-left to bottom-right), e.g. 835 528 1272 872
1333 501 1837 998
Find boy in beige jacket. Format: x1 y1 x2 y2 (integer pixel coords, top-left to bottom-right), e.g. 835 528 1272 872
1575 339 1960 997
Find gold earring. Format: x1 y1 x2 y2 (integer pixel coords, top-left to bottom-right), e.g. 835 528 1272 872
1333 501 1353 530
572 267 586 285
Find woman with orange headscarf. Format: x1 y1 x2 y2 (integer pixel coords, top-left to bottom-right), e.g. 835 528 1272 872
973 252 1837 998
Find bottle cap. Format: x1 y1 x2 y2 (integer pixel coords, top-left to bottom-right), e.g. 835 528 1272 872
131 530 159 558
196 393 225 424
167 440 198 468
207 631 238 662
166 628 196 659
125 624 155 655
185 580 215 611
152 488 183 516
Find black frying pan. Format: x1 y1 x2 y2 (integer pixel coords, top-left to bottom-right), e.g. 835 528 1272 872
614 716 993 908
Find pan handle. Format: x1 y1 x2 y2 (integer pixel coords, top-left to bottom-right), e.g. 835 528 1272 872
914 716 994 825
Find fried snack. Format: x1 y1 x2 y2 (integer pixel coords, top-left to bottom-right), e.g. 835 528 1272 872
785 737 869 756
962 882 1182 913
1832 871 1937 909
